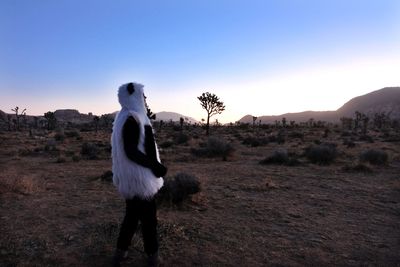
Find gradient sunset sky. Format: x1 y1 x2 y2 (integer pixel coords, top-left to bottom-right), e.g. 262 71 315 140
1 0 399 123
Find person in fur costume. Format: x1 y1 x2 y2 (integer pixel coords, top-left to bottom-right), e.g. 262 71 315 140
111 82 167 267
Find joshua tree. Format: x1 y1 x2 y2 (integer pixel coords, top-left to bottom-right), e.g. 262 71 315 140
282 117 287 128
252 116 258 127
179 117 184 131
6 114 12 131
197 92 225 135
11 106 26 131
44 111 57 130
100 114 113 129
93 115 100 133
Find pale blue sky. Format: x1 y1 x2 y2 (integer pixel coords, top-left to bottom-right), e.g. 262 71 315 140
1 0 399 122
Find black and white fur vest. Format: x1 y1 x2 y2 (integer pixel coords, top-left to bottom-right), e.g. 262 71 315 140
111 83 164 199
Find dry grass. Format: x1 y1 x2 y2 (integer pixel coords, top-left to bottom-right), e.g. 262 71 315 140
0 126 399 266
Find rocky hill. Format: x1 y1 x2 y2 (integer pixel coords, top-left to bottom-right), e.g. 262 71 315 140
239 87 400 124
54 109 93 123
155 111 199 124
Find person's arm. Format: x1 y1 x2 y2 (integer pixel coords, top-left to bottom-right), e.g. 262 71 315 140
122 116 167 177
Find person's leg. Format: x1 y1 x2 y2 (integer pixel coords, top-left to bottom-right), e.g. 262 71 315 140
116 198 140 250
140 197 159 256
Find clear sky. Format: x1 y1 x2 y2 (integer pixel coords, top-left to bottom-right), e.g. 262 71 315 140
1 0 399 123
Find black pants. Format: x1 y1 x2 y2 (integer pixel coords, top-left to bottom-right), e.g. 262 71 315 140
116 197 158 255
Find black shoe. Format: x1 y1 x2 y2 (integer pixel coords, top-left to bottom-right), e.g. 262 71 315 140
147 251 160 267
112 249 128 267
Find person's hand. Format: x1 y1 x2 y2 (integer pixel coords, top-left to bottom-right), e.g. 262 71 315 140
152 162 167 178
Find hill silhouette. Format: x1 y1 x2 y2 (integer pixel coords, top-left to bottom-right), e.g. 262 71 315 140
239 87 400 124
155 111 199 124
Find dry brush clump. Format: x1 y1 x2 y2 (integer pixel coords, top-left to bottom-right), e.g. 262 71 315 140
359 149 388 165
342 163 373 173
304 143 338 165
259 149 300 166
191 136 234 160
80 142 100 160
157 172 201 205
242 136 269 147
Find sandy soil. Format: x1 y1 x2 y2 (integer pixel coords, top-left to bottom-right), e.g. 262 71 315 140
0 127 399 266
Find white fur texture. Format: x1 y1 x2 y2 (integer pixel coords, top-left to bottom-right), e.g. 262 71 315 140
111 83 163 199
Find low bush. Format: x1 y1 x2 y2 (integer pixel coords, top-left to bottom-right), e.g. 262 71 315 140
158 172 201 204
342 163 373 173
343 139 356 148
191 136 234 160
259 149 299 166
242 136 269 147
54 132 65 142
72 155 81 162
359 149 388 165
65 129 80 138
159 140 174 149
174 133 190 145
288 131 304 139
55 156 66 163
100 170 113 182
359 135 374 143
81 142 99 160
304 143 337 165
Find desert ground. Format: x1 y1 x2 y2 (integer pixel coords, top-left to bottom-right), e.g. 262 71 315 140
0 123 399 266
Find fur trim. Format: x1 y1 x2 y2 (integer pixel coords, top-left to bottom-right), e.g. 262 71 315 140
111 83 163 199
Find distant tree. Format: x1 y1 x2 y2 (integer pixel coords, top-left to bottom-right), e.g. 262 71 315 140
6 114 12 131
197 92 225 135
179 117 184 131
11 106 26 131
282 117 287 128
252 116 258 127
354 111 362 130
100 114 113 129
373 112 388 130
93 115 100 133
340 117 353 131
44 111 57 130
361 114 369 135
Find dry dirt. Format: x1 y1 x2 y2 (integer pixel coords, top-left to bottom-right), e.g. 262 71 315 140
0 126 399 267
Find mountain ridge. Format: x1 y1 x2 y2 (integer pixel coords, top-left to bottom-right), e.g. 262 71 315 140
239 87 400 124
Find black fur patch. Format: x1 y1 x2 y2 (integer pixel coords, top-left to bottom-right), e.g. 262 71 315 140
127 83 135 94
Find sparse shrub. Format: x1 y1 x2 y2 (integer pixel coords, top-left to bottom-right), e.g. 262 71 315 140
72 155 81 162
81 142 99 160
323 128 330 138
305 143 337 165
158 172 201 204
288 131 304 139
18 148 32 157
100 170 113 182
242 136 269 147
65 129 80 138
174 133 190 145
277 130 286 144
55 156 66 163
160 140 174 149
342 163 373 173
44 139 60 155
313 139 322 145
259 149 299 166
54 132 65 142
341 131 352 137
191 136 234 160
359 135 374 143
343 139 356 148
359 149 388 165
